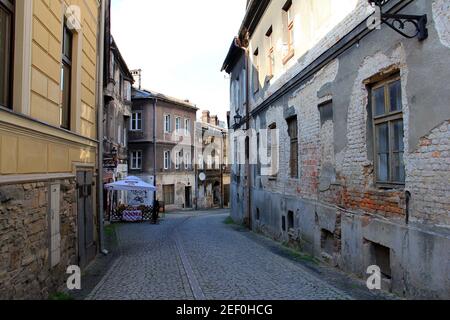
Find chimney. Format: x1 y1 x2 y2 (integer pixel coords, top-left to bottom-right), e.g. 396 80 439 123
202 111 210 124
131 69 142 90
210 115 219 126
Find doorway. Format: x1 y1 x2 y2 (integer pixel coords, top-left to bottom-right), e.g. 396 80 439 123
185 186 192 208
77 170 97 269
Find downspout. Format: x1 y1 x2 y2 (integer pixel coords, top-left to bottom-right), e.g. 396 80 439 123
97 0 107 255
239 33 252 229
153 98 157 203
245 48 252 229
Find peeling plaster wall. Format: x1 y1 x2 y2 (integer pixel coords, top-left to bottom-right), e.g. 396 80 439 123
433 0 450 48
230 0 450 299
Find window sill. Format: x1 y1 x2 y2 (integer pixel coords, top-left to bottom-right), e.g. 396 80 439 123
375 182 405 190
282 50 295 65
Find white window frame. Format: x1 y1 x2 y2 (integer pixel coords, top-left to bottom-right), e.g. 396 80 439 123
130 150 143 170
184 151 191 170
175 117 181 133
164 114 171 133
130 112 142 131
164 150 171 170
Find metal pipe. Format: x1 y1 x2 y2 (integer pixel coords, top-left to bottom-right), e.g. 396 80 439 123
96 0 107 255
244 42 252 229
153 98 157 202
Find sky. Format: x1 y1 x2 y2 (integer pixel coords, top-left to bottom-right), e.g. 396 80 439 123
111 0 247 122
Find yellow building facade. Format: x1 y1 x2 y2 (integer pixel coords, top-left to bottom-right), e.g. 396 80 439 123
0 0 102 299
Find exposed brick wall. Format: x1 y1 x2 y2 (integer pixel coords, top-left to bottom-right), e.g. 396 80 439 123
0 180 77 299
407 120 450 225
433 0 450 48
260 60 339 201
333 46 409 219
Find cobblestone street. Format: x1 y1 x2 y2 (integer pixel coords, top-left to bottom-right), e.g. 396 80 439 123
87 210 391 300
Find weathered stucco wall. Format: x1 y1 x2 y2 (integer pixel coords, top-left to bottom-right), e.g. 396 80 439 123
231 0 450 299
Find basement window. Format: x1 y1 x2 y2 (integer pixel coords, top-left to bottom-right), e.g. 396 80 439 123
287 211 294 230
287 116 298 178
321 229 335 256
372 242 392 279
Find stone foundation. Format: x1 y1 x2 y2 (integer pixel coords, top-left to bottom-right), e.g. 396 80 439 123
0 179 77 300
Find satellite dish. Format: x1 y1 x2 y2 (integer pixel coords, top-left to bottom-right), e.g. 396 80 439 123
199 172 206 182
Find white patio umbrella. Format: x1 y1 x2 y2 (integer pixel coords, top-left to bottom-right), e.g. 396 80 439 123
105 177 157 222
105 176 156 192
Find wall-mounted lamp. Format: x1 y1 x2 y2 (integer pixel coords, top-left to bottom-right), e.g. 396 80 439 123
368 0 428 41
234 112 243 127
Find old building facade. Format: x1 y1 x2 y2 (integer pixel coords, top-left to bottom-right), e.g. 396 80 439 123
195 111 230 210
129 88 198 211
103 36 133 208
223 0 450 299
0 0 104 298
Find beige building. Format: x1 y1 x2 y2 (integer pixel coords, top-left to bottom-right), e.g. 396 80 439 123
129 88 198 211
195 111 230 209
0 0 104 299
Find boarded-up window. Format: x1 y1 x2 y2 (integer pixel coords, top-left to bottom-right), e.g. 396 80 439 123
268 123 278 177
287 116 298 178
319 101 333 126
50 184 61 268
163 184 175 205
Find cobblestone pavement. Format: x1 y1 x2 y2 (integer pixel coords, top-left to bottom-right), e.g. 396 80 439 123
88 210 392 300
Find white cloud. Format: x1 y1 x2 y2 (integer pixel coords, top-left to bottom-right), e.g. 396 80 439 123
111 0 247 122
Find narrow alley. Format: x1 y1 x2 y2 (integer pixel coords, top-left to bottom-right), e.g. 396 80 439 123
87 211 391 300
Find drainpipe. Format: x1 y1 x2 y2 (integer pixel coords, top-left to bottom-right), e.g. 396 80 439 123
153 98 157 203
238 33 252 229
97 0 107 255
245 50 252 229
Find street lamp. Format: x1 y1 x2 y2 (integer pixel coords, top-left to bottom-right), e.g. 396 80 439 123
367 0 428 41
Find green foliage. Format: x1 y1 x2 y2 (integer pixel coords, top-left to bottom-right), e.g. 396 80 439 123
283 244 320 265
104 223 117 237
49 292 74 301
223 216 235 225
